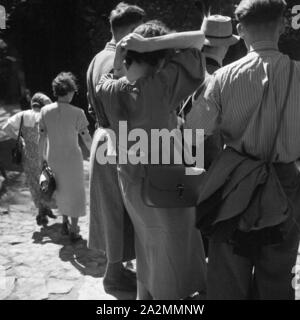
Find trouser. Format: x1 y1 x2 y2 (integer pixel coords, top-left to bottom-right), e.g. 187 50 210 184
88 128 135 262
207 220 300 300
207 162 300 300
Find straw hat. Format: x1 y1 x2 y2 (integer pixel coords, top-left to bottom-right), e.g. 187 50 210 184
201 15 240 47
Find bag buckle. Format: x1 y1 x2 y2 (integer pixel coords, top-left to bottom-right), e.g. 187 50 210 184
177 184 184 199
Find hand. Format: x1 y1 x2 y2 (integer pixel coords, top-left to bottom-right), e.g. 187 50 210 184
120 33 148 53
114 40 128 71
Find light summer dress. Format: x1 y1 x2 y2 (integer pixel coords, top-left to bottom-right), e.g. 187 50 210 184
39 103 89 218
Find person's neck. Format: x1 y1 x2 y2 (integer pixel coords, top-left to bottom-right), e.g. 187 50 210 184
113 31 128 44
57 98 70 104
246 35 279 51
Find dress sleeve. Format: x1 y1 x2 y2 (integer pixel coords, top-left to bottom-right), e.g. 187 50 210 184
96 73 118 96
38 110 47 135
6 111 23 131
76 109 90 132
155 48 206 111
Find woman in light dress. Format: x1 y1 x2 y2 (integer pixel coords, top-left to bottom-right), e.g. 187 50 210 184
3 93 57 226
38 72 92 242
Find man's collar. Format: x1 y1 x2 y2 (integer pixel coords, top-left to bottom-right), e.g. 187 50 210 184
104 42 116 52
248 41 278 53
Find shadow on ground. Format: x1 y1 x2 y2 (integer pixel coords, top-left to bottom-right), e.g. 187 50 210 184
32 223 137 300
32 223 106 278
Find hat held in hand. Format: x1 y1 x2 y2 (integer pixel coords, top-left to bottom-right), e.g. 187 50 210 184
202 15 240 47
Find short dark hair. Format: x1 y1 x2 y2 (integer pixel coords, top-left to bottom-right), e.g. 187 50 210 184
52 72 78 97
125 20 172 68
235 0 286 25
109 2 145 33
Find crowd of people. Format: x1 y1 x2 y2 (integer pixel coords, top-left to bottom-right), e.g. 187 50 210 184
2 0 300 300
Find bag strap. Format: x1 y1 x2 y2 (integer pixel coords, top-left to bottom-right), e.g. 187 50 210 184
16 114 24 143
178 54 207 119
178 95 192 119
267 60 294 163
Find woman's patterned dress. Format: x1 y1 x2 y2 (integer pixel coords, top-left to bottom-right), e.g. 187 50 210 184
22 123 56 209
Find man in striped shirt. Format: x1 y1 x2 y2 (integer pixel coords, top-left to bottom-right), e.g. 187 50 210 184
200 0 300 299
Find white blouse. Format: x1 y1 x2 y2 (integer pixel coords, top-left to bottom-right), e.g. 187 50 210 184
6 109 41 131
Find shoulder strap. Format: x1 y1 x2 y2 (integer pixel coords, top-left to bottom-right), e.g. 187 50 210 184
178 54 207 118
17 114 24 143
268 59 294 163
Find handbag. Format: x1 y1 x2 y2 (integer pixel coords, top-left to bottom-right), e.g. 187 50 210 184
11 115 24 165
142 164 206 208
141 128 206 208
39 161 56 201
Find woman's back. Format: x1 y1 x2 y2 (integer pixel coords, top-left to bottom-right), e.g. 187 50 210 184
40 102 84 155
39 101 88 218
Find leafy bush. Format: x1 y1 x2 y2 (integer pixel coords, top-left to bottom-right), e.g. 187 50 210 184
1 0 299 107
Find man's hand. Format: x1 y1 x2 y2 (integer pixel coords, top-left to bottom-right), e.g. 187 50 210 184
120 33 148 52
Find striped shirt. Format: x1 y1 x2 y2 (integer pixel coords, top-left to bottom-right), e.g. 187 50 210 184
200 41 300 163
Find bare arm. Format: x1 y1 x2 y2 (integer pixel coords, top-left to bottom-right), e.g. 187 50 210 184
113 42 127 78
121 30 205 53
2 123 18 140
79 128 92 152
38 133 47 166
2 111 23 140
38 111 47 166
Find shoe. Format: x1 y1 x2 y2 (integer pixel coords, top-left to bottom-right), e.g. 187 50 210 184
70 232 82 243
122 268 136 280
103 269 137 293
36 208 49 227
36 212 48 227
44 208 57 219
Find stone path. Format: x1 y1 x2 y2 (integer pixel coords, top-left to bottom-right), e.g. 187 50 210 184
0 104 136 300
0 105 299 300
0 163 136 300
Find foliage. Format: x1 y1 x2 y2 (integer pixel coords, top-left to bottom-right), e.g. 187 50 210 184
0 0 299 106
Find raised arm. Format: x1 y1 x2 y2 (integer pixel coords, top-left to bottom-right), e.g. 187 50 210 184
2 122 18 140
120 30 205 53
38 112 47 166
113 42 127 78
2 112 23 140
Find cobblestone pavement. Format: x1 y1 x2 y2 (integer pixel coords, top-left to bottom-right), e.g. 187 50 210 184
0 163 136 300
0 105 135 300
